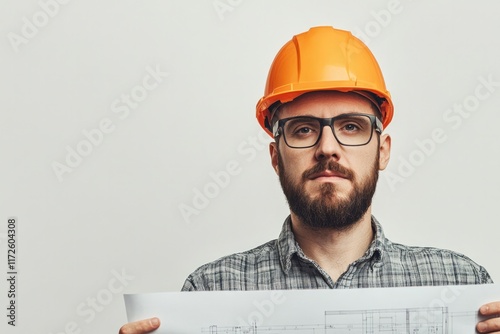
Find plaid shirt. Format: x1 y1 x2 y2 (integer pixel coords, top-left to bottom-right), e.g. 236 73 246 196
181 216 492 291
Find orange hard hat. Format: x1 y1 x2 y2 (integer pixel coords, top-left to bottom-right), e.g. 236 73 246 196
256 26 394 137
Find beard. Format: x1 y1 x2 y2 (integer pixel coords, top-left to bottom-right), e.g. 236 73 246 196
278 151 379 231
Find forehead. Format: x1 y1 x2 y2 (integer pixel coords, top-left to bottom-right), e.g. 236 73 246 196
278 91 376 119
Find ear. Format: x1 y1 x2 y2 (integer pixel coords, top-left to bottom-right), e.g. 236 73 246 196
269 142 280 175
378 134 391 170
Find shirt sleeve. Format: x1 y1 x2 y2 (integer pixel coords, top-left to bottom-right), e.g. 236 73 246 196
480 266 494 284
180 276 199 291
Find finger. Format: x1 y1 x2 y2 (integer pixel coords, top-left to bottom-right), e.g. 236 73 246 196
481 303 500 316
119 317 160 334
477 317 500 333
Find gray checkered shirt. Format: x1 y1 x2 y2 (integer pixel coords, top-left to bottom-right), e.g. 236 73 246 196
181 216 492 291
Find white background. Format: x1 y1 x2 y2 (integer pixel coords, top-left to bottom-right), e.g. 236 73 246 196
1 1 499 333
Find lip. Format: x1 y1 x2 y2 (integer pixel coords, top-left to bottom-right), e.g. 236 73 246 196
308 170 348 180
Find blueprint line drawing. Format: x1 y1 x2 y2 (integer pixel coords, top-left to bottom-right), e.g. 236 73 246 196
323 307 448 334
203 307 478 334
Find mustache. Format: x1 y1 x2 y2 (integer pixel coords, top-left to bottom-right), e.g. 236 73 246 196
302 160 354 180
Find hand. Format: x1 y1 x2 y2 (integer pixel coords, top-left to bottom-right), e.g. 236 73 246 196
119 317 160 334
477 302 500 333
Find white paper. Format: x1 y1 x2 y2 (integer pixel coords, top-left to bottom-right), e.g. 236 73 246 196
124 284 500 333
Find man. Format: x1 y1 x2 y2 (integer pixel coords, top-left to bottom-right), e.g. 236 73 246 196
120 26 500 333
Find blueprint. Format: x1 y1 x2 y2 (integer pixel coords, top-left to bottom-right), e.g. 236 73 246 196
124 284 500 333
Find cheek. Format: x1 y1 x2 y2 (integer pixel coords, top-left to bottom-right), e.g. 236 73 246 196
353 151 379 179
346 150 378 180
281 150 312 176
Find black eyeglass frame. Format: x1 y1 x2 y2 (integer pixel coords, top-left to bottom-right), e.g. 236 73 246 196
273 113 383 149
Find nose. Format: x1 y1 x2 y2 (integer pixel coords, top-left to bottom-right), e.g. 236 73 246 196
314 125 342 161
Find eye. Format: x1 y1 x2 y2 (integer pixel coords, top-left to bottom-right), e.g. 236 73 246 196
336 116 368 134
295 126 314 134
285 118 320 138
342 123 360 132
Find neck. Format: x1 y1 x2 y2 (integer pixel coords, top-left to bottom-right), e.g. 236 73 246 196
290 208 374 282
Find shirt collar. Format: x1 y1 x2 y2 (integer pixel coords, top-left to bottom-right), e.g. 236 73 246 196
362 216 385 267
277 215 387 273
277 216 298 273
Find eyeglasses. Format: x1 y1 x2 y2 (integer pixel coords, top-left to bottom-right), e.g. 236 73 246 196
273 113 383 149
